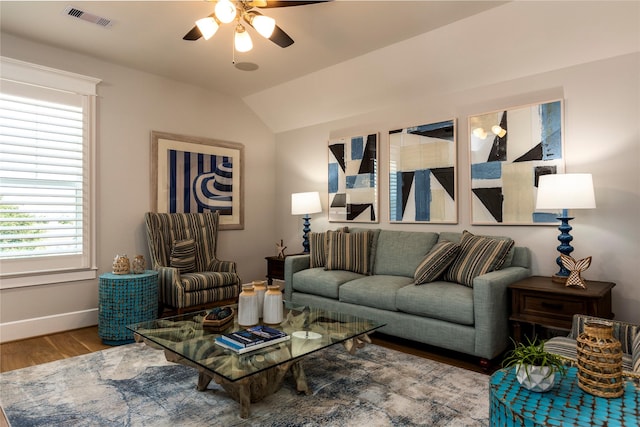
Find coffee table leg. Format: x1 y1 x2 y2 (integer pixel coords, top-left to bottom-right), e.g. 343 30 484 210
197 371 213 391
290 361 310 395
343 333 371 354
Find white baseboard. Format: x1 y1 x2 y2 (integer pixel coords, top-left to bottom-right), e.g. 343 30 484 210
0 308 98 343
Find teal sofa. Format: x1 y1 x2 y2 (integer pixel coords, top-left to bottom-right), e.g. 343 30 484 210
284 229 531 367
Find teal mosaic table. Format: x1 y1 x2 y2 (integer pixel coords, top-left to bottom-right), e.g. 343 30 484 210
98 270 158 345
490 367 639 426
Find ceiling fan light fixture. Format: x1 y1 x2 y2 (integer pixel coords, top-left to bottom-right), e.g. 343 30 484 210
215 0 237 24
234 25 253 52
196 17 219 40
250 14 276 38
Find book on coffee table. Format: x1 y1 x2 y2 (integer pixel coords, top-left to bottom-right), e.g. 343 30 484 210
215 325 290 354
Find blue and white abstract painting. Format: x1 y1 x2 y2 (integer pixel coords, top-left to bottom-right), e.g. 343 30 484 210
469 100 564 224
154 132 243 229
389 120 457 223
328 133 378 222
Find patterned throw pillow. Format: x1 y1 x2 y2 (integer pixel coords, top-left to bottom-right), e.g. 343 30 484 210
308 227 350 268
325 230 370 274
443 230 514 287
414 241 461 285
170 239 197 273
309 232 327 268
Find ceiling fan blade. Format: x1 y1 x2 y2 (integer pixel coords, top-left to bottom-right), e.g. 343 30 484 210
269 24 294 47
258 1 332 8
183 25 203 41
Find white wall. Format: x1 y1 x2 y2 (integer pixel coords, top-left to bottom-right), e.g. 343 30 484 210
275 56 640 323
0 34 277 341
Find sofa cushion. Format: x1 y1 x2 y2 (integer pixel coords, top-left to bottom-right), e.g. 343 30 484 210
396 281 475 325
414 240 461 285
170 238 197 273
373 230 439 277
339 275 414 311
444 230 514 287
326 230 370 274
292 268 364 299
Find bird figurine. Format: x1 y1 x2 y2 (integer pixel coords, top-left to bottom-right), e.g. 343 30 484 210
560 254 592 288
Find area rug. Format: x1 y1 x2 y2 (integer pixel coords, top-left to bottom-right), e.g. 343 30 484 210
0 342 489 426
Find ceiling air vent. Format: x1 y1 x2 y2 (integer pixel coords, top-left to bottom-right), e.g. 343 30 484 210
63 6 113 28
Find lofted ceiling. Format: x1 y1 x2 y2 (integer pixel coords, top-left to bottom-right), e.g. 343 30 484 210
0 1 506 99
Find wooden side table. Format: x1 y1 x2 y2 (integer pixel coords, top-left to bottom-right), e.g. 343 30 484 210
265 256 287 286
508 275 615 342
489 367 639 426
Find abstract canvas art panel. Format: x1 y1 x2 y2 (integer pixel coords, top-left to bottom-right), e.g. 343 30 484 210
151 131 244 230
389 120 457 223
328 133 378 223
469 100 564 225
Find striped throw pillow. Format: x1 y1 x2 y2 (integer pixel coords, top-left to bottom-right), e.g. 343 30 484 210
443 230 514 287
325 230 370 274
309 232 327 268
170 238 197 273
309 227 350 268
414 241 460 285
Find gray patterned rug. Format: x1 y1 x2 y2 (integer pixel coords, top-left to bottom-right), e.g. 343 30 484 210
0 342 489 426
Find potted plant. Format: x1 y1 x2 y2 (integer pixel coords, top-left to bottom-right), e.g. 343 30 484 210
502 336 567 392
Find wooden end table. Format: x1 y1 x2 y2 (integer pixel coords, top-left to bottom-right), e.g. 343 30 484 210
265 254 303 286
508 275 615 342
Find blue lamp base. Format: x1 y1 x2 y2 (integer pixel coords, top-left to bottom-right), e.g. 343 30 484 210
301 214 312 253
552 216 574 283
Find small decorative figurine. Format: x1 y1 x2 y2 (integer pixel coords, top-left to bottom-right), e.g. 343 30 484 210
276 239 287 259
112 254 130 275
560 254 592 288
132 255 146 274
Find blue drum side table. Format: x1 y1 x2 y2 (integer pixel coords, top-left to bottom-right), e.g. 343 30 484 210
490 367 639 426
98 270 158 345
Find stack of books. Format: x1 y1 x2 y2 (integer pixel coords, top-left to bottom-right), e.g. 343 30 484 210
215 325 290 354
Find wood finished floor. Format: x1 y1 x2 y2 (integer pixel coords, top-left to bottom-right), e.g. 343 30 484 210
0 326 501 426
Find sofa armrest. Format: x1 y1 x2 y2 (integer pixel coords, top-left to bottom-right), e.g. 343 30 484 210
284 255 310 301
156 266 183 308
633 331 640 374
472 266 531 359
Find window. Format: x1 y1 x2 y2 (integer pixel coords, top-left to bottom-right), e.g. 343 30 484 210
0 57 100 288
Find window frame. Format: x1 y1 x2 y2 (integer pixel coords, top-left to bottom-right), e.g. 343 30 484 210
0 57 100 289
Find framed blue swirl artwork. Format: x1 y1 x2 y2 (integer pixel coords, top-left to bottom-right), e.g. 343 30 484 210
151 131 244 230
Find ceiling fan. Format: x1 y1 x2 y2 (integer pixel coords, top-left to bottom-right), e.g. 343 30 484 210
183 0 331 52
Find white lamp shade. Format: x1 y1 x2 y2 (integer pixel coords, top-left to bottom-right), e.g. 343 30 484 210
214 0 236 24
251 15 276 38
234 27 253 52
196 17 219 40
535 173 596 210
291 192 322 215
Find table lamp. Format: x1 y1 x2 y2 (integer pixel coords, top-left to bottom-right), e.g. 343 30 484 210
291 191 322 253
535 173 596 283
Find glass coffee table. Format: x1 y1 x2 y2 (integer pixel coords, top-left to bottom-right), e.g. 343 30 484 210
128 303 384 418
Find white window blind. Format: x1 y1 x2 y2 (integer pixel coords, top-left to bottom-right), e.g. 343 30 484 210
0 92 85 259
0 57 100 287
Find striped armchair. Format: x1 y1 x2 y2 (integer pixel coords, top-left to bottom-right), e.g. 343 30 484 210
145 211 241 314
544 314 640 381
